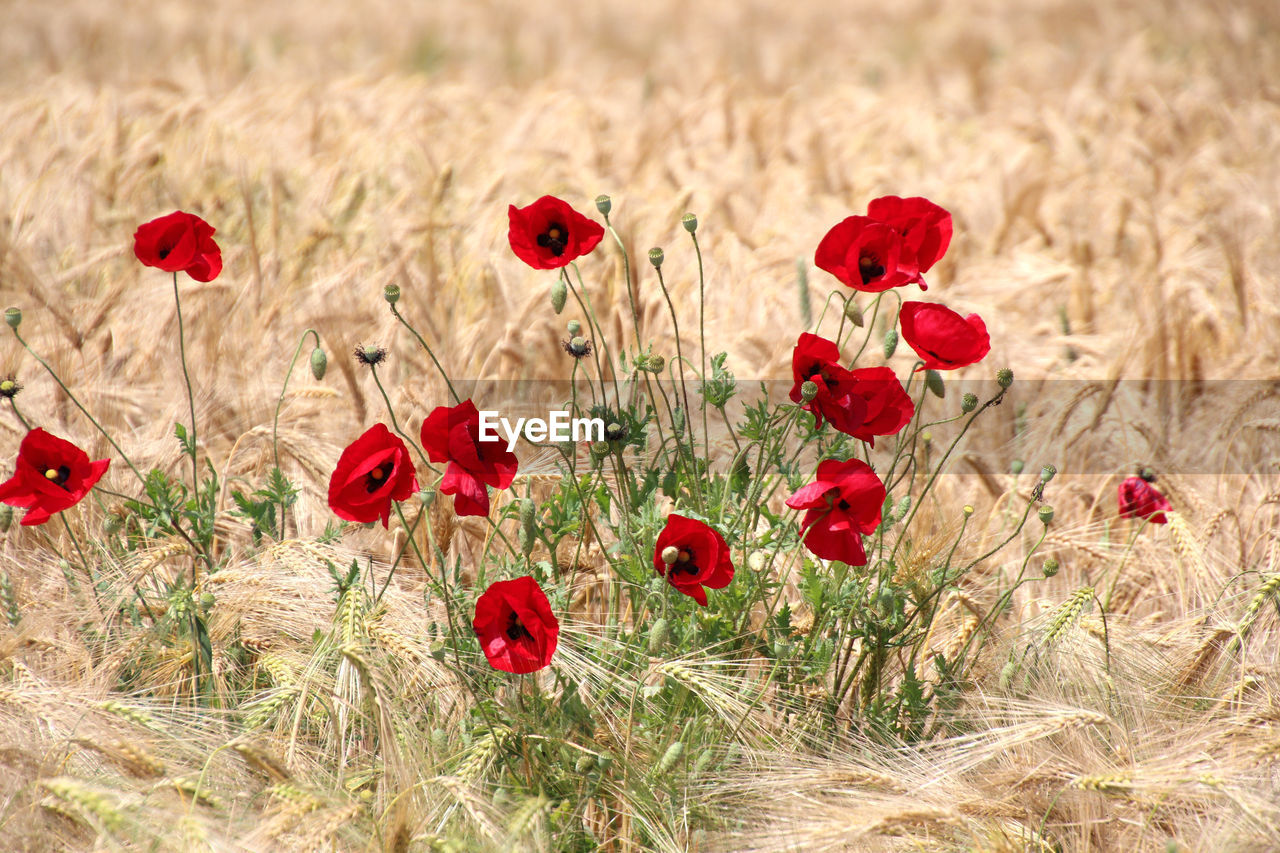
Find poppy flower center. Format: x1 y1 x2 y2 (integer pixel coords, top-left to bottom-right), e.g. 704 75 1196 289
802 364 836 392
364 465 391 493
536 222 569 257
505 611 534 642
672 548 700 575
858 254 885 285
44 466 72 488
825 487 851 512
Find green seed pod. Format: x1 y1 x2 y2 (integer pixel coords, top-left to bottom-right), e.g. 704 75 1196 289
963 504 975 517
799 380 819 402
655 741 684 776
551 280 568 314
925 369 945 399
595 194 612 216
590 441 610 459
418 489 437 507
961 392 978 413
996 368 1014 389
843 298 864 327
596 752 614 772
648 247 664 268
383 283 401 304
1041 464 1057 483
648 617 671 654
647 355 666 374
566 319 582 337
200 592 216 610
0 379 20 399
1042 557 1060 577
681 213 698 234
1011 459 1025 475
883 328 898 359
4 308 20 330
309 346 327 381
1038 505 1055 525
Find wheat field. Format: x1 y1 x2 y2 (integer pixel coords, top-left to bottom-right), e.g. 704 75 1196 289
1 0 1280 850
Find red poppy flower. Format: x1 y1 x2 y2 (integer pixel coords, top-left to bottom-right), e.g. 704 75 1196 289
845 366 915 446
785 458 885 567
1118 474 1171 524
790 333 867 435
898 301 991 371
472 575 559 674
653 514 735 607
814 216 919 293
0 428 110 526
132 211 222 282
420 399 518 517
508 195 606 270
327 423 419 528
866 195 953 285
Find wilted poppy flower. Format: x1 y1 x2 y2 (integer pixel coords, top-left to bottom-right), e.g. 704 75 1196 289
1118 472 1171 524
472 575 559 673
815 216 919 293
420 399 518 517
653 514 735 606
866 195 953 285
786 458 885 566
898 301 991 371
0 428 110 526
508 195 605 270
327 423 419 528
790 333 867 435
132 211 222 282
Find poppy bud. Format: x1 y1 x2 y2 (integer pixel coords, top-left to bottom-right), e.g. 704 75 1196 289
4 308 20 330
0 505 11 533
656 741 684 776
660 546 679 565
648 247 664 269
1042 557 1060 577
1038 505 1055 525
648 617 671 653
1011 459 1025 475
747 551 767 572
996 368 1014 389
595 194 612 216
551 280 568 314
1041 464 1057 483
961 392 978 413
519 498 536 532
310 347 327 381
799 380 819 403
383 283 401 305
681 213 698 234
844 299 864 327
200 592 216 610
883 329 898 359
924 369 945 399
566 319 582 336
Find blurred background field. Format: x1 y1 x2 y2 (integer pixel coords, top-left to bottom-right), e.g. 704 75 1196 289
1 0 1280 850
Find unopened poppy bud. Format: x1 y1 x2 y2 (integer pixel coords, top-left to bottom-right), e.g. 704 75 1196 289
383 283 401 304
661 545 680 565
681 212 698 234
551 280 568 314
963 504 974 517
961 392 978 413
1042 557 1060 577
996 368 1014 389
0 505 11 533
519 498 536 532
4 308 20 330
799 380 819 403
844 299 863 327
1011 459 1025 475
883 328 898 359
921 431 932 446
309 347 327 380
595 194 612 216
566 319 582 336
748 551 767 572
1038 505 1055 525
648 617 671 653
605 422 626 442
648 247 664 268
200 592 216 609
925 369 945 399
1041 464 1057 483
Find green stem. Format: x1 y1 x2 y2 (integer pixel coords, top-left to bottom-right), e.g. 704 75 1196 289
389 303 461 405
6 398 31 430
272 329 321 471
172 271 200 492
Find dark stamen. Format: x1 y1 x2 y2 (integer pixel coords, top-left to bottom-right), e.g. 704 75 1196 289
858 254 885 284
364 465 391 493
506 611 534 642
536 221 569 257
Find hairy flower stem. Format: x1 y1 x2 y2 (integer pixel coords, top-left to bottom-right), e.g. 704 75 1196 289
172 272 200 494
272 329 321 471
367 364 437 476
652 266 706 512
689 230 711 460
6 398 30 430
1102 521 1149 611
372 499 428 608
55 511 100 609
848 292 896 363
602 216 643 349
388 303 461 405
